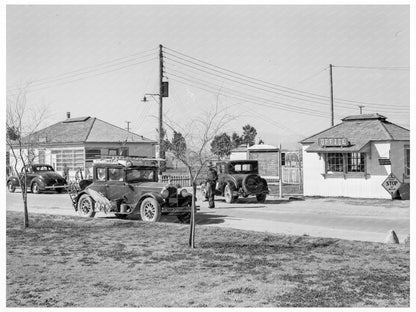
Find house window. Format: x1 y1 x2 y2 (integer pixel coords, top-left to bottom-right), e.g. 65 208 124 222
85 149 101 161
281 152 286 167
108 149 118 156
405 146 410 177
347 153 365 172
326 153 344 172
325 152 366 174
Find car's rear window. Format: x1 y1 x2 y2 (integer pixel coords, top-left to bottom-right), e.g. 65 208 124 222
229 163 258 174
33 165 54 172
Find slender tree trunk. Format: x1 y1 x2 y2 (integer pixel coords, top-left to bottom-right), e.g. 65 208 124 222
189 179 197 248
21 171 29 227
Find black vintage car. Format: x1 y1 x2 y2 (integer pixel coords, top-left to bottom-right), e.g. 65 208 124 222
7 164 67 194
202 160 269 203
69 158 194 223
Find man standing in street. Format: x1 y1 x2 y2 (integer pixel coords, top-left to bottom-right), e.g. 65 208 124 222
206 162 218 209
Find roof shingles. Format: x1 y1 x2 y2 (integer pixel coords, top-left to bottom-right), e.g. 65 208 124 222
301 115 409 152
25 117 155 145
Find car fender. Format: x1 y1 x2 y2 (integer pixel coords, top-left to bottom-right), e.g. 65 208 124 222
132 193 164 214
260 178 269 193
220 176 238 194
30 177 45 189
7 176 20 187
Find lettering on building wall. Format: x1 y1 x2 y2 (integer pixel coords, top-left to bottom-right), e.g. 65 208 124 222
378 158 391 165
318 137 349 147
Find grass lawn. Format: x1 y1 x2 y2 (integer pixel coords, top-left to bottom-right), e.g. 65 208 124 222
6 211 409 307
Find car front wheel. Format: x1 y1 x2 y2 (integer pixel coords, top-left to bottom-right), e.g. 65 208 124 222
7 181 16 193
31 182 41 194
77 194 96 218
140 198 162 222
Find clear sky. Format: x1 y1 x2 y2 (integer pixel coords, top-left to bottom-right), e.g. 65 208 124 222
6 4 410 149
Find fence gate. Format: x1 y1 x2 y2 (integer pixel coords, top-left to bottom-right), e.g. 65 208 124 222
282 167 300 184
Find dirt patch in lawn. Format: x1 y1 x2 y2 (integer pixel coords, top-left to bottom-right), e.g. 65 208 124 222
6 211 409 307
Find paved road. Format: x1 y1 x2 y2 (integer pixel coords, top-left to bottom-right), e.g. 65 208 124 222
6 191 409 243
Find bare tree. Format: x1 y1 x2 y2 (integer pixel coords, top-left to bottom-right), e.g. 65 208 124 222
165 98 234 248
6 87 48 227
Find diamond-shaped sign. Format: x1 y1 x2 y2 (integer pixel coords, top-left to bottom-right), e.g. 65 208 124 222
382 173 402 197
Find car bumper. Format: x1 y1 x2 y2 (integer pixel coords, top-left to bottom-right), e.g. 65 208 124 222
43 184 67 190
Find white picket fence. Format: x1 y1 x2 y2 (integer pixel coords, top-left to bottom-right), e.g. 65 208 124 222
161 175 206 187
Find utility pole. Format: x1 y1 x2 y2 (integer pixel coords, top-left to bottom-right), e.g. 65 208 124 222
358 105 364 115
158 44 164 161
142 44 168 181
329 64 334 126
125 121 131 132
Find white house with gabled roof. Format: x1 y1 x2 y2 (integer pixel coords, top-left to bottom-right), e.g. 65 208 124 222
300 114 410 199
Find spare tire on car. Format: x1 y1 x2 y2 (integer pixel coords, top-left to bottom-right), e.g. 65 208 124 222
242 174 264 194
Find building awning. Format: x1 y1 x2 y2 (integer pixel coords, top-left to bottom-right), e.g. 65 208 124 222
305 141 369 153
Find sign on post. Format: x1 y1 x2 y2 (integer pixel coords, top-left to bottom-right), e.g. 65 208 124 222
381 173 402 198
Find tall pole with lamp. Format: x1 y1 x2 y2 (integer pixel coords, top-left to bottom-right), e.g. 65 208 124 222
142 44 168 181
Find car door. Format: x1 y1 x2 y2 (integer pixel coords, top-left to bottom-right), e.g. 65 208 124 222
105 167 129 202
92 166 108 196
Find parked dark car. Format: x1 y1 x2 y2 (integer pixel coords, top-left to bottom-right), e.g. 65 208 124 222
68 158 194 223
202 160 269 203
7 164 67 194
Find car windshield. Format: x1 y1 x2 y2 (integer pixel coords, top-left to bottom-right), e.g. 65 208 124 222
33 165 54 172
229 162 258 174
125 168 156 183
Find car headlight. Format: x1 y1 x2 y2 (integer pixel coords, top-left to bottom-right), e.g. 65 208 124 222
180 189 188 197
161 188 169 199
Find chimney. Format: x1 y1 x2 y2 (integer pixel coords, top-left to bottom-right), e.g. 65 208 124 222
66 112 71 119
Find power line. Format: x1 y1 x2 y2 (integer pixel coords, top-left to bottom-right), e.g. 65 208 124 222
298 66 329 84
7 47 158 91
165 64 378 113
165 54 408 112
333 65 409 71
7 57 158 95
164 46 409 110
168 75 332 119
165 68 409 119
167 72 330 117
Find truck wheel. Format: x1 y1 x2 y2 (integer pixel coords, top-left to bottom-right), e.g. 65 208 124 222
224 183 237 203
77 194 96 218
31 182 41 194
177 213 191 223
256 194 267 203
7 181 16 193
140 198 162 222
